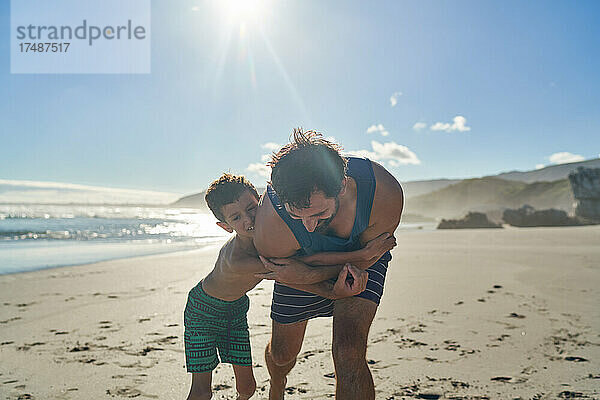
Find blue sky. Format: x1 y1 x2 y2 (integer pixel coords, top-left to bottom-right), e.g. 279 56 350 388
1 0 599 196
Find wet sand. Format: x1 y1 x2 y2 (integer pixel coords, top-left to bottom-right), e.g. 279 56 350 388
1 226 599 399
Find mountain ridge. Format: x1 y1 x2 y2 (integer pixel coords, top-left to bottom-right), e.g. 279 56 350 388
169 159 599 213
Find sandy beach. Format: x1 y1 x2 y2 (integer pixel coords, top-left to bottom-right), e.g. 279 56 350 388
1 226 599 399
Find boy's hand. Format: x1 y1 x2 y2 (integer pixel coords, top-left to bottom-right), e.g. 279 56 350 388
255 256 315 284
362 232 396 261
332 264 368 299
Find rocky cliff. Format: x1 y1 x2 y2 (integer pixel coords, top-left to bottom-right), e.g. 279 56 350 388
569 167 600 221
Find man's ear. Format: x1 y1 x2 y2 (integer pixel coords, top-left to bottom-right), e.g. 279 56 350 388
216 221 234 233
339 177 348 196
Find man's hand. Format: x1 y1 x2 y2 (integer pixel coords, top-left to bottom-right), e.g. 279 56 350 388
361 232 397 261
332 264 368 299
255 256 316 284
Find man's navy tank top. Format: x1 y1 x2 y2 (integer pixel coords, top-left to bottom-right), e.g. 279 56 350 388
266 157 377 256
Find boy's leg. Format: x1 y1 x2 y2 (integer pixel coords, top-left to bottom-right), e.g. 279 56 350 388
265 319 308 400
187 372 213 400
232 364 257 400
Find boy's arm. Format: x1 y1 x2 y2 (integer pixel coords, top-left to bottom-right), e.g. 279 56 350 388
228 254 368 299
288 264 368 299
256 231 397 285
296 232 396 268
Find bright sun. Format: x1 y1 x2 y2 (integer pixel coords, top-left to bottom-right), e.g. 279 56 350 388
219 0 268 23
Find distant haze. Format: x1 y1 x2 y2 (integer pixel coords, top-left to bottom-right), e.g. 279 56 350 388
401 158 600 199
2 158 598 208
0 179 179 205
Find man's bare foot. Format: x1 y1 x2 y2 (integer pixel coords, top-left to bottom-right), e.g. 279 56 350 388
268 378 286 400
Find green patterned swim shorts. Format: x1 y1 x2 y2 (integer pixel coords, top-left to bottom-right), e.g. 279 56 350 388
184 281 251 373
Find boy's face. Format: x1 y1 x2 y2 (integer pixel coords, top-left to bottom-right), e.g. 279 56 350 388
217 190 259 238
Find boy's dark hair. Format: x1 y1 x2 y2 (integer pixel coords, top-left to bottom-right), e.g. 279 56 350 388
268 128 347 209
205 174 259 222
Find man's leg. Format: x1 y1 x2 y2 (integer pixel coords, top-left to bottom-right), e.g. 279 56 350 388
265 319 308 400
332 297 378 400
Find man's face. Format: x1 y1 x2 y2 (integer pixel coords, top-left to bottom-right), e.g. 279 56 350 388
218 190 259 238
285 191 340 233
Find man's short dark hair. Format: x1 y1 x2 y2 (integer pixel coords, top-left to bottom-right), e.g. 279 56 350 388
205 174 259 222
268 128 347 209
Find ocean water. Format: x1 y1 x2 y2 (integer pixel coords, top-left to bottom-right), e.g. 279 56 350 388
0 204 229 275
0 204 437 275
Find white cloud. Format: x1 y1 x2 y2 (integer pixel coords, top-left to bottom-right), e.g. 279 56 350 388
346 141 420 166
535 164 545 170
390 92 402 107
413 122 427 131
348 149 379 159
366 124 389 137
191 6 200 11
260 154 271 163
430 116 471 132
261 142 281 151
548 152 585 165
246 162 270 178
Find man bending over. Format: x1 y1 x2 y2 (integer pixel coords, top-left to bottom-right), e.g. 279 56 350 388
254 129 404 399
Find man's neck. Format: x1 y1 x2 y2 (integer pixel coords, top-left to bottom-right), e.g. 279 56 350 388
326 176 358 235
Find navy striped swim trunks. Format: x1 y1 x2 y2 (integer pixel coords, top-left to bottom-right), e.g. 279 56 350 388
271 251 391 324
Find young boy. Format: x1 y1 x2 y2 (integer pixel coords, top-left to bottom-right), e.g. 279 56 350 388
185 174 389 400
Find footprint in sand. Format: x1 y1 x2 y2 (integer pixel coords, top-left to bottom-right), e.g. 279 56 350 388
490 376 512 382
0 316 22 324
16 302 36 308
285 386 308 394
558 390 587 398
106 387 142 398
149 335 178 345
564 356 588 362
16 342 45 351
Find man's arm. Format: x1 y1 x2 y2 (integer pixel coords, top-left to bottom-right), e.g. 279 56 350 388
228 253 367 299
297 232 397 267
257 162 404 284
288 264 368 299
253 192 300 258
256 232 397 285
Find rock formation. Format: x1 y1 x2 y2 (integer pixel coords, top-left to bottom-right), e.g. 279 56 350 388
569 167 600 221
502 205 582 227
437 212 502 229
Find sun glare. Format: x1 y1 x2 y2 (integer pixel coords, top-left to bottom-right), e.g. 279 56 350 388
220 0 267 23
